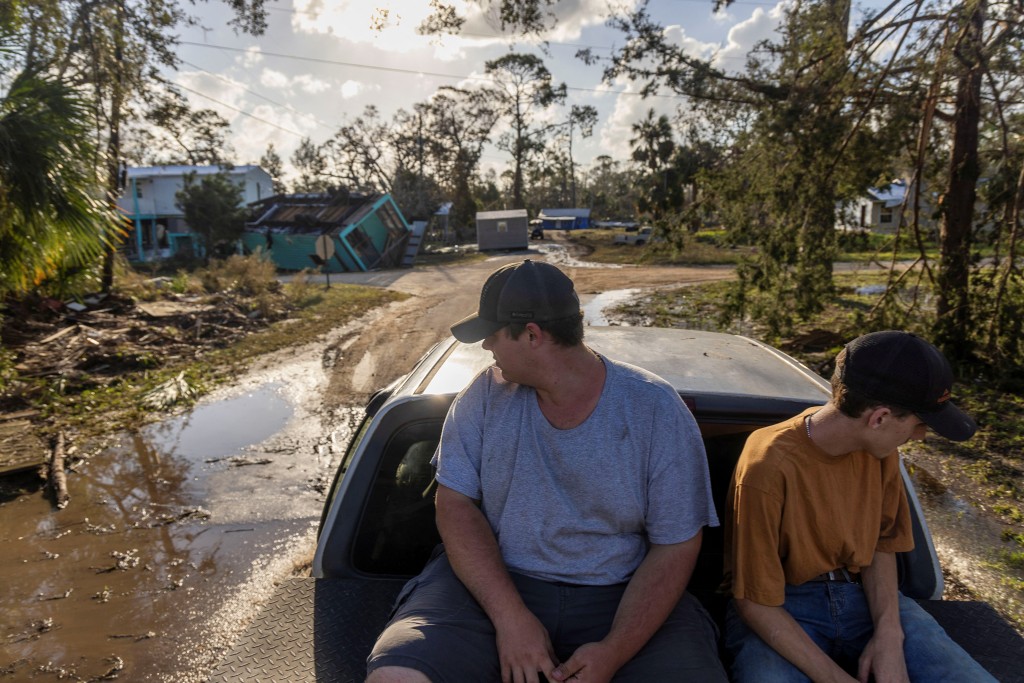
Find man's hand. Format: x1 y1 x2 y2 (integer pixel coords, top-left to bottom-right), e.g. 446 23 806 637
550 641 622 683
494 606 558 683
858 552 908 683
857 634 909 683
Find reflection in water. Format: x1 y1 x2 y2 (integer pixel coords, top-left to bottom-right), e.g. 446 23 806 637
0 383 332 681
142 383 292 464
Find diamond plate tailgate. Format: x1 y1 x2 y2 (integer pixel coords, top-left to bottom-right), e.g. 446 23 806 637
918 600 1024 682
208 577 403 683
208 580 1023 683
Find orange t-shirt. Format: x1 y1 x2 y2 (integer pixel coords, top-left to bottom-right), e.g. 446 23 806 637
726 408 914 607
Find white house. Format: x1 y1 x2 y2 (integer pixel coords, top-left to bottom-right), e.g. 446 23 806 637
117 164 273 261
837 179 940 235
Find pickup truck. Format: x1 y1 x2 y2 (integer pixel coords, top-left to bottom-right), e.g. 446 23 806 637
209 327 1022 682
613 226 654 246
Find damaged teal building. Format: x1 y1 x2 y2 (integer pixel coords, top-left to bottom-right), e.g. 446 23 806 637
242 192 412 272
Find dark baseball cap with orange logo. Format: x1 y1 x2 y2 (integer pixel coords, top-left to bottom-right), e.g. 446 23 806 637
840 330 977 441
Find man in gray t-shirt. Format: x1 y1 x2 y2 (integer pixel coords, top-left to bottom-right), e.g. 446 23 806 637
366 260 726 683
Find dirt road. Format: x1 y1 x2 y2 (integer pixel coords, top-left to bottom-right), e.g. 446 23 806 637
319 240 735 410
0 243 736 682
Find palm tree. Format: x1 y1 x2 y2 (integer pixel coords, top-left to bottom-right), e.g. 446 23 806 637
0 67 124 298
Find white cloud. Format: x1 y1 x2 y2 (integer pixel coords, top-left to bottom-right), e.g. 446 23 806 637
662 24 719 62
233 104 318 165
713 3 789 74
260 69 291 89
598 78 682 160
291 0 466 58
459 0 640 43
295 74 332 94
239 46 264 68
340 79 364 99
176 70 247 119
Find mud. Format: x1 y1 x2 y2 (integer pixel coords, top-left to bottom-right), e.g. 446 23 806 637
3 239 735 681
0 318 365 681
3 237 1012 681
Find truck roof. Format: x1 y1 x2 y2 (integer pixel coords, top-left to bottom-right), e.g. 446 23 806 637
400 327 831 421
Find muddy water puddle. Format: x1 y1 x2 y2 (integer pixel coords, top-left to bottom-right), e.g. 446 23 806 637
2 370 360 681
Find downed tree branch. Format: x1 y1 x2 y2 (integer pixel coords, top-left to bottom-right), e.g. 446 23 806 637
49 431 70 510
142 371 197 410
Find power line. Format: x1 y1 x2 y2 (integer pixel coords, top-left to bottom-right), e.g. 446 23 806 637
177 40 685 100
173 81 307 137
180 59 336 132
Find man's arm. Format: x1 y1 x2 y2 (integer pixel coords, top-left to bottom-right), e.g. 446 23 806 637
733 598 857 683
857 551 909 683
551 533 701 683
434 484 557 683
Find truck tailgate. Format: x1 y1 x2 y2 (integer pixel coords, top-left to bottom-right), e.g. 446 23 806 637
209 580 1022 682
208 577 403 683
917 600 1023 682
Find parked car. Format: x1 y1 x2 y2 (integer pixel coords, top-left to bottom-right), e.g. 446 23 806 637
613 226 654 246
209 328 1022 682
530 225 544 240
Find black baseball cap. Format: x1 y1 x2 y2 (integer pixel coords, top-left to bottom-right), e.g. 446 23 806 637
841 330 977 441
451 260 580 343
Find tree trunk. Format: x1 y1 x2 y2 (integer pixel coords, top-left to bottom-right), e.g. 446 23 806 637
101 1 127 292
935 0 985 360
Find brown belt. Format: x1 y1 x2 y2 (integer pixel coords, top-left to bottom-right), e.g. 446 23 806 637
810 568 862 584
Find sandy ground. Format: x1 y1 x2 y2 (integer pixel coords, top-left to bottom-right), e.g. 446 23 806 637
318 236 735 411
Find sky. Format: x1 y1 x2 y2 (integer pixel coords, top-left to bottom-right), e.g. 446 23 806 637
168 0 810 180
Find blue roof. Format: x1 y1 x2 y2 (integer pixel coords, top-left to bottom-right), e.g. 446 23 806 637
867 180 906 208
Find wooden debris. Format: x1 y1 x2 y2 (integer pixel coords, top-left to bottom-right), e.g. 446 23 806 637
49 431 70 510
141 371 197 410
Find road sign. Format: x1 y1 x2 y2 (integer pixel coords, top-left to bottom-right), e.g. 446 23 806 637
315 235 335 261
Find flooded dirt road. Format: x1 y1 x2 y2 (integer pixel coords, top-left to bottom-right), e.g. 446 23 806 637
2 244 735 682
4 240 1014 681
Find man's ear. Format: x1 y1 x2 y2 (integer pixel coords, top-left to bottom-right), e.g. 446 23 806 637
525 322 543 346
866 406 891 429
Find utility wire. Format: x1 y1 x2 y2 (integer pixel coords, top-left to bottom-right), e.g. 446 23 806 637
174 81 308 137
177 40 685 100
180 59 336 132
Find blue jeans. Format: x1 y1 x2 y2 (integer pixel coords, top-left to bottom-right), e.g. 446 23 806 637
725 582 997 682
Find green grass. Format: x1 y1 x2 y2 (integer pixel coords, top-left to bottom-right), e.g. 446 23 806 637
565 229 753 266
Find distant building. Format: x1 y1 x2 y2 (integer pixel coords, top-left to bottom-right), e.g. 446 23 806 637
538 208 592 231
117 164 273 261
837 179 941 235
476 209 529 251
242 191 411 272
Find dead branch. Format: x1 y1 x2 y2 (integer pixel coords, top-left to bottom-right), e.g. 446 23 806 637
49 431 70 510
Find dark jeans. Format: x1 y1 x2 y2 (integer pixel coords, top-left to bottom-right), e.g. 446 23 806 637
367 550 727 682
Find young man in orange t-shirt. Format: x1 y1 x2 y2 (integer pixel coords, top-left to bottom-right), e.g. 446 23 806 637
725 330 995 682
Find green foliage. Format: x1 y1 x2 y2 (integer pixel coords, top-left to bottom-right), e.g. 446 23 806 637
484 53 566 208
260 143 288 195
175 171 248 259
0 70 124 298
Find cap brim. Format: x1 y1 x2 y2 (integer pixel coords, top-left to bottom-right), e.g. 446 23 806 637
918 401 977 442
451 313 505 343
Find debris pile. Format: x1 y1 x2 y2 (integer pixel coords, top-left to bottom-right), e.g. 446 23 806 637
0 287 291 475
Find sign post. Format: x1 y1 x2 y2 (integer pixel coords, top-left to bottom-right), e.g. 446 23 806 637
314 235 336 288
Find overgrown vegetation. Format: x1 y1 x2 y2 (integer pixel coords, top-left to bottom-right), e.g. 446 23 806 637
0 254 404 442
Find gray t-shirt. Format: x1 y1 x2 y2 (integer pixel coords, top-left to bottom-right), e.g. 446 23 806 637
433 355 718 585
